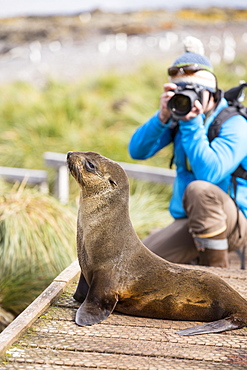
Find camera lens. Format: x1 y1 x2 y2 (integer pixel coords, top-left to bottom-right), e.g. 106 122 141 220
170 94 192 116
167 85 201 119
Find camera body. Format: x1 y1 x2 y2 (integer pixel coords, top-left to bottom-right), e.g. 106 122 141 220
167 83 205 119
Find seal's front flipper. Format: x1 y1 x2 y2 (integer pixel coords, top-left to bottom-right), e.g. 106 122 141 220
75 296 118 326
177 318 239 336
75 275 118 326
73 273 89 303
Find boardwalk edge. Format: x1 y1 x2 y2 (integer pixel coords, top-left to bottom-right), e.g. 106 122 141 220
0 259 80 356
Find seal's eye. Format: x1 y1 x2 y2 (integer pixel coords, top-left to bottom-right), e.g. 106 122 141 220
85 160 96 172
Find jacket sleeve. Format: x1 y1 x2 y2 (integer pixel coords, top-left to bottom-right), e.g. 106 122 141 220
128 111 173 160
179 113 247 183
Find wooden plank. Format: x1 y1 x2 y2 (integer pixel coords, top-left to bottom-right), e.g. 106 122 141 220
2 263 247 369
0 259 80 356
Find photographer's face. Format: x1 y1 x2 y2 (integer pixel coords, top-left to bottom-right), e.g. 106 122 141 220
202 90 215 113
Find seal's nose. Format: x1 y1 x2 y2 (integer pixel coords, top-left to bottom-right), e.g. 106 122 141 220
67 151 73 160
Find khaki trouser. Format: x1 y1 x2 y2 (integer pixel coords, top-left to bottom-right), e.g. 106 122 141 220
143 180 247 264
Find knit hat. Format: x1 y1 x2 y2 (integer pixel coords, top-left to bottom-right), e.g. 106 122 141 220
169 36 217 92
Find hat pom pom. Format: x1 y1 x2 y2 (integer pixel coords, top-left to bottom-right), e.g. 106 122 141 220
183 36 205 56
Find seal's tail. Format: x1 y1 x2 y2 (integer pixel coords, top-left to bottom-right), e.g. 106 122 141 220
176 316 245 336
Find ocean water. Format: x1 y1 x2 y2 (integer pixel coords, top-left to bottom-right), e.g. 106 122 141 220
0 0 246 18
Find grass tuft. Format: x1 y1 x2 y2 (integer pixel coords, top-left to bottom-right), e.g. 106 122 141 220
0 181 77 320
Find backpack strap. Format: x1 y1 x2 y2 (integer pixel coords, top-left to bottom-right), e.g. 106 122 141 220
169 120 179 169
208 82 247 143
232 165 247 180
231 174 242 239
208 104 247 181
207 106 240 143
231 164 247 240
208 102 247 239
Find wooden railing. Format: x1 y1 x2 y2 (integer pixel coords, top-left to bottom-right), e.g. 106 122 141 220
0 166 48 193
0 153 175 204
43 151 176 204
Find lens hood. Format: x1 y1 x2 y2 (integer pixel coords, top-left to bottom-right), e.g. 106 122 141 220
168 84 204 119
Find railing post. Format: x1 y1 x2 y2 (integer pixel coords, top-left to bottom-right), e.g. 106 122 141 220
44 152 69 204
55 165 69 204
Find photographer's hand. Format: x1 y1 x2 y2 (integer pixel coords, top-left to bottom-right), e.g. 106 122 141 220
159 83 177 124
180 90 214 121
182 100 204 121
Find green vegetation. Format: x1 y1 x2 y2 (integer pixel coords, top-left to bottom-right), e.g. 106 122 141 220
0 62 170 171
0 58 246 328
0 180 77 327
0 59 246 171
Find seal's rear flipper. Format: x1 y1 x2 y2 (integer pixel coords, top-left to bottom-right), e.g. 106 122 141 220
176 318 239 336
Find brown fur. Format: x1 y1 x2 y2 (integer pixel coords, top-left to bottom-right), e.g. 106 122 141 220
67 151 247 335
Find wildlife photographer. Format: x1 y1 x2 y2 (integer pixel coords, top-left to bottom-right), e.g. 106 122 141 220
129 36 247 268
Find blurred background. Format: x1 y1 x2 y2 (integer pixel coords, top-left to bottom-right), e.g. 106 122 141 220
0 0 247 330
0 0 247 84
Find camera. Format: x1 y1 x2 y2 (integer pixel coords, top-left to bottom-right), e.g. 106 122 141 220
167 83 205 119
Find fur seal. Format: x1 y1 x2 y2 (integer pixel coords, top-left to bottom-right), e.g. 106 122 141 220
67 151 247 336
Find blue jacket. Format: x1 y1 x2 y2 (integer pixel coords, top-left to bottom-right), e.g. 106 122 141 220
129 97 247 218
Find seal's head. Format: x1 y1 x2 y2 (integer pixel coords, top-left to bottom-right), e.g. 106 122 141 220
67 151 129 199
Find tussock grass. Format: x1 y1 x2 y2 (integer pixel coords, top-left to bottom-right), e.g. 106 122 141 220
0 181 77 273
0 181 77 320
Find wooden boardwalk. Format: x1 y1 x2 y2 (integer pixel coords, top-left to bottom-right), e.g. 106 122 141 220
0 253 247 370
